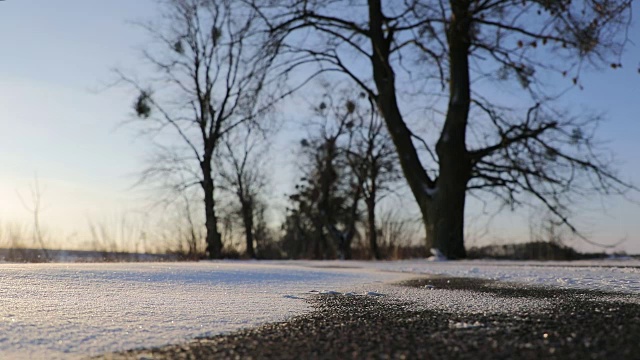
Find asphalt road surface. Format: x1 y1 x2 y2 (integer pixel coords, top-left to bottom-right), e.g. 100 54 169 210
97 277 640 359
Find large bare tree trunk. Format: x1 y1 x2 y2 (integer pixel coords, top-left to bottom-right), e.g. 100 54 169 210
202 159 222 259
425 177 468 259
341 183 362 260
241 200 256 259
427 1 472 259
204 189 222 259
367 0 471 258
367 0 435 252
312 219 328 259
365 198 380 260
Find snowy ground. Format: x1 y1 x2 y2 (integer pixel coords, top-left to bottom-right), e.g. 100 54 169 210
0 262 405 359
367 258 640 293
1 259 639 359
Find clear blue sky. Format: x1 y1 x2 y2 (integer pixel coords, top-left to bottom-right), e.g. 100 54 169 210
0 1 638 252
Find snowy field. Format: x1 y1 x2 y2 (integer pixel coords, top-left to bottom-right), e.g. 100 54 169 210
1 259 639 359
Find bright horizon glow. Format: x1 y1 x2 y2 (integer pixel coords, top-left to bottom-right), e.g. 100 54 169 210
0 1 639 254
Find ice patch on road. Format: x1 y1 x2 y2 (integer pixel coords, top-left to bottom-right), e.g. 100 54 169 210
320 290 342 295
384 286 554 315
282 294 304 299
316 290 386 297
449 320 484 329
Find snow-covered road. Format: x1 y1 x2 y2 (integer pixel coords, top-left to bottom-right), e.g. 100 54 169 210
369 259 640 293
0 262 405 359
1 259 639 359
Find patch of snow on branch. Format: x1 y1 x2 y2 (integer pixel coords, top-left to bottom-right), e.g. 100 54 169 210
423 184 438 197
427 248 448 261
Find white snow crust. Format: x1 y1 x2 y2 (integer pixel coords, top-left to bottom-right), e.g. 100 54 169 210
1 259 640 358
0 262 405 359
366 259 640 293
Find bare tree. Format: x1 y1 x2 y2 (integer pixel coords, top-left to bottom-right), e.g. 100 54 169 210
257 0 635 258
283 92 363 259
217 127 268 259
119 0 278 258
343 94 401 259
17 176 50 261
292 87 401 259
252 202 279 257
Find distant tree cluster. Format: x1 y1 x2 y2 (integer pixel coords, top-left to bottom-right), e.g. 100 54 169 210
281 90 400 259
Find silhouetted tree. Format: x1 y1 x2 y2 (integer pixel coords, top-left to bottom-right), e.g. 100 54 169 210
217 127 269 259
17 176 50 261
252 202 281 258
283 93 363 259
258 0 635 258
119 0 278 258
343 94 400 259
